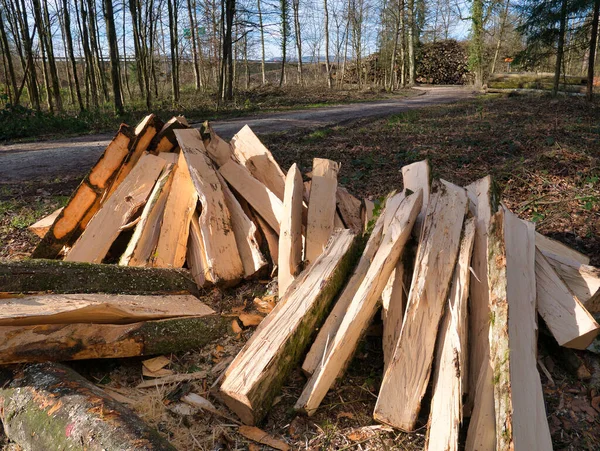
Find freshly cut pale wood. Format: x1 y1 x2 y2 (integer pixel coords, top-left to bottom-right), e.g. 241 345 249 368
120 163 176 266
220 230 357 425
374 180 467 431
200 121 233 167
142 356 171 372
401 160 430 234
305 158 340 264
536 249 600 349
66 154 166 263
336 187 363 231
255 212 279 266
295 190 422 415
148 116 189 153
464 175 496 451
219 159 283 232
544 252 600 306
0 294 214 326
153 152 198 268
426 217 476 451
278 163 304 296
177 129 244 283
32 125 136 259
362 198 375 230
230 125 286 199
536 232 589 265
137 371 208 388
28 207 63 238
238 426 290 451
487 206 552 450
187 212 210 286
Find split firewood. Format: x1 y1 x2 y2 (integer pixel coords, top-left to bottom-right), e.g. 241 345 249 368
305 158 340 264
296 190 422 415
543 252 600 306
536 232 590 265
401 159 430 234
361 198 375 231
219 158 283 232
28 207 63 238
336 186 363 232
374 181 467 432
0 362 176 450
147 116 190 153
426 217 476 451
464 176 497 451
0 314 227 365
278 163 304 296
0 259 200 295
153 151 198 268
200 121 233 167
187 212 210 286
238 426 290 451
230 125 286 200
103 114 163 201
0 293 214 326
587 289 600 315
32 124 136 259
255 212 280 266
66 154 166 263
485 205 552 450
120 162 176 266
220 229 357 425
535 249 599 349
177 129 244 283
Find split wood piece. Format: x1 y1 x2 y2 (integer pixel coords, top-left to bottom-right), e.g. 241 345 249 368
32 124 136 259
535 249 600 349
28 207 63 238
401 160 430 235
0 293 214 326
305 158 340 264
230 125 286 199
374 180 468 431
464 175 497 451
0 314 227 365
219 158 283 232
278 163 304 296
187 212 210 286
0 259 200 295
487 206 552 450
220 229 358 425
336 187 363 232
302 192 397 377
303 179 336 228
66 154 166 263
200 121 234 167
120 162 176 266
103 114 163 201
362 198 375 231
295 190 422 415
544 252 600 306
536 232 589 265
0 362 176 450
425 217 476 451
137 371 207 388
153 151 198 268
238 426 290 451
587 289 600 315
177 129 244 282
148 116 190 153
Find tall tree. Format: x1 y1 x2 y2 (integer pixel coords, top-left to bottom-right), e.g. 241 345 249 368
324 0 332 88
167 0 180 102
104 0 124 114
258 0 266 84
292 0 303 84
586 0 599 99
280 0 290 87
0 9 18 104
187 0 202 90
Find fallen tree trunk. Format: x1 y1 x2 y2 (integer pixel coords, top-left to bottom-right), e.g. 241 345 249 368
0 362 176 450
0 259 200 295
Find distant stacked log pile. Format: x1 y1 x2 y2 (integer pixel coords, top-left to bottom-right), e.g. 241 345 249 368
415 39 470 85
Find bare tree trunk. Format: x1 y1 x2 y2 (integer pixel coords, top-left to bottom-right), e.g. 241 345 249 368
167 0 180 103
324 0 332 88
244 31 250 89
187 0 201 90
0 11 18 104
553 0 568 96
292 0 303 84
490 0 510 75
78 0 98 108
121 0 132 100
42 0 63 111
61 0 84 111
104 0 124 114
279 0 289 87
587 0 600 100
340 0 351 88
407 0 415 85
87 0 108 102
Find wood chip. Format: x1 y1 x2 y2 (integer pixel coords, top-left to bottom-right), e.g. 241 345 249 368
239 313 264 327
232 319 243 334
253 297 276 314
142 367 174 378
238 426 290 451
142 356 171 373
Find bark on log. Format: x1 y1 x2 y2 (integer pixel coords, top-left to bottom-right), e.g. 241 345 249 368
0 259 200 295
0 362 176 450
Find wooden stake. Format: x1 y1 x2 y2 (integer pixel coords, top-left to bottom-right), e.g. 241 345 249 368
374 181 467 431
401 160 430 234
295 190 422 415
220 230 358 425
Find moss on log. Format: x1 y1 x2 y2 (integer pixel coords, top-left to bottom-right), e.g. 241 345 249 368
0 362 176 450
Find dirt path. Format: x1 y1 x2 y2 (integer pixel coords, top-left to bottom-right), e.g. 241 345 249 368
0 86 475 181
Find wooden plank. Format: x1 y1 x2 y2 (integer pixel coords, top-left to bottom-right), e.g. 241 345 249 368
401 160 430 234
536 232 589 265
336 187 363 232
32 124 136 259
0 293 214 326
153 152 198 268
464 175 496 451
535 249 600 349
544 253 600 306
486 206 552 450
200 121 234 167
177 129 244 283
374 180 468 431
186 212 210 287
28 207 63 238
305 158 340 264
278 163 304 296
295 190 422 415
66 154 166 263
220 229 358 425
148 116 190 153
425 218 476 451
230 125 286 199
0 314 227 365
120 162 176 266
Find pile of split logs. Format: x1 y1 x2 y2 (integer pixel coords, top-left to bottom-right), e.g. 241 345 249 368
2 114 600 450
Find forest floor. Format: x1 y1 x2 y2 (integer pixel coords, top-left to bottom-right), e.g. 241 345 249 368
1 92 600 450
